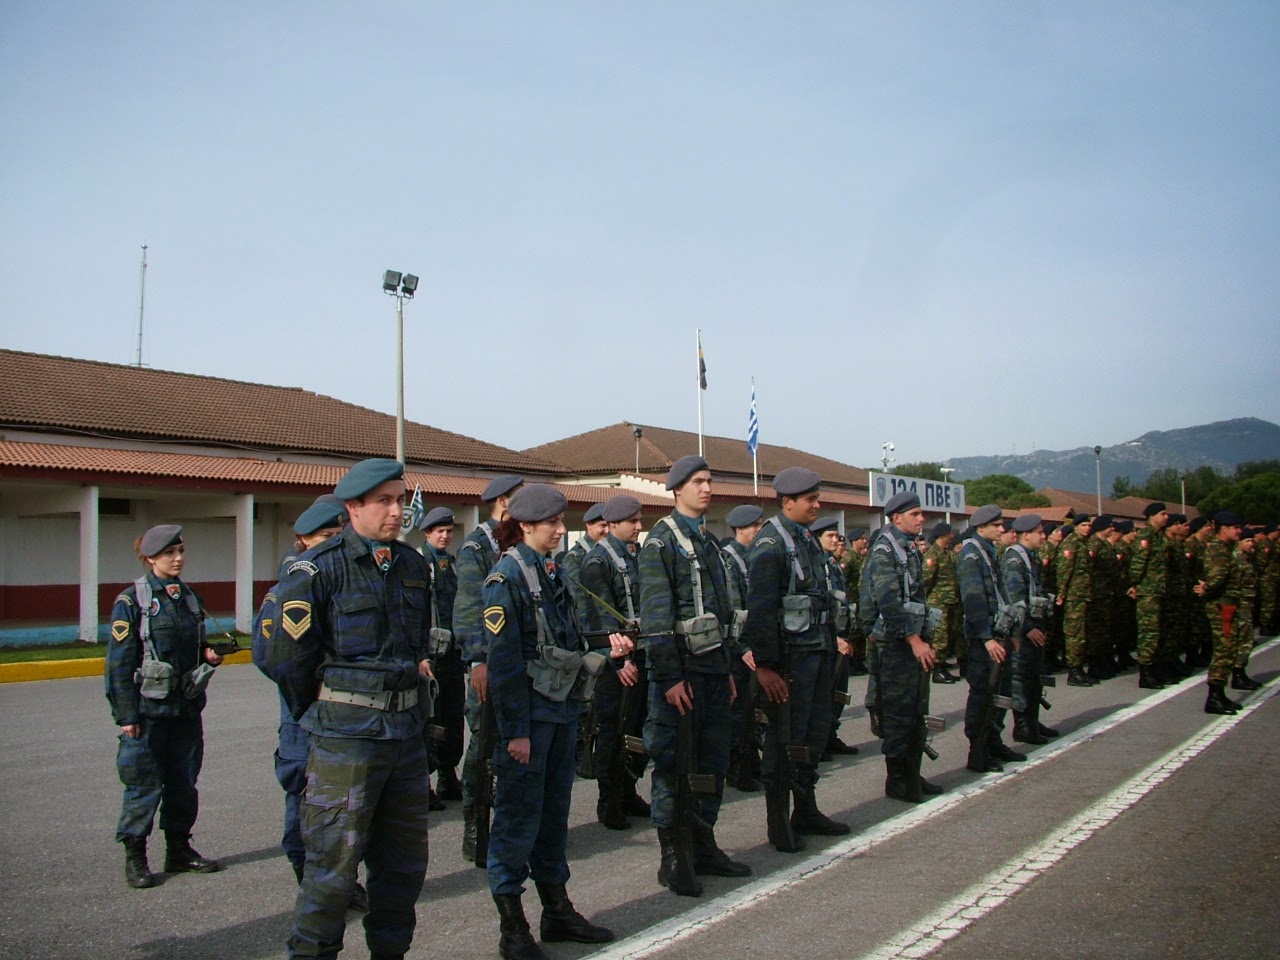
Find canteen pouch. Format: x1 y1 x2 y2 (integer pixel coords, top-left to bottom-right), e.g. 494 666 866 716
923 605 943 642
572 651 610 703
1029 596 1053 620
136 659 177 700
729 608 749 641
427 626 454 657
180 662 216 700
780 594 814 635
901 601 928 638
527 645 584 703
832 590 850 633
681 613 723 656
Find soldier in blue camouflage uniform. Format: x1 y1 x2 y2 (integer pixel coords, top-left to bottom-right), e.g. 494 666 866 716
420 506 464 803
107 524 224 889
456 475 524 862
563 502 607 613
481 484 626 960
721 504 765 791
254 459 434 960
958 504 1027 774
639 455 752 896
858 491 942 803
741 477 851 848
811 516 859 758
575 494 652 828
1001 514 1059 746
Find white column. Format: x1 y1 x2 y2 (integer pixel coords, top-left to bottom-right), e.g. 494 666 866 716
79 486 100 642
467 504 481 533
235 494 255 632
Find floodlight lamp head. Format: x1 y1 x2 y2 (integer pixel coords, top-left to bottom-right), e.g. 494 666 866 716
632 426 643 440
383 270 402 293
401 274 419 297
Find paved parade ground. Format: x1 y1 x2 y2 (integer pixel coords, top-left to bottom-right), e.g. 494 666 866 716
2 642 1277 960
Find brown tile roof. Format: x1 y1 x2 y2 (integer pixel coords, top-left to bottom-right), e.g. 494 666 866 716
0 440 672 507
1036 488 1199 521
525 422 870 489
0 349 560 474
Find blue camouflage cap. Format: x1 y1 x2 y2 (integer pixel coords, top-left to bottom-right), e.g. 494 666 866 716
420 506 455 531
334 458 404 500
508 483 568 523
482 475 524 502
294 501 347 536
809 516 840 535
773 467 821 497
884 490 922 516
139 524 183 557
666 455 709 491
971 504 1003 527
1011 514 1042 533
725 504 764 529
583 502 607 524
601 495 643 523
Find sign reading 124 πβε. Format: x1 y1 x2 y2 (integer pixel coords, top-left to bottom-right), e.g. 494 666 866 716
869 472 966 513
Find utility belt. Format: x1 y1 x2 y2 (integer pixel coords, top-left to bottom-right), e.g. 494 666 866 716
318 682 424 713
873 601 943 642
673 613 725 656
527 645 610 703
136 660 214 702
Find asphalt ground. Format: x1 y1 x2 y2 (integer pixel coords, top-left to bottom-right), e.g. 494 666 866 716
1 640 1276 960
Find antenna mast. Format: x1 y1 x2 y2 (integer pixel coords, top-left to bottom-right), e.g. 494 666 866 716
135 244 148 366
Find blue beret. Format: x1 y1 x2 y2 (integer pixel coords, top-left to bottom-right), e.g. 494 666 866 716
601 495 643 523
482 475 524 502
847 527 868 541
1011 514 1041 533
139 524 183 557
334 458 404 500
1143 501 1167 517
725 504 765 529
294 501 347 536
928 522 952 543
809 516 839 535
971 504 1003 527
420 506 454 530
884 490 921 516
1092 515 1113 533
1215 511 1244 527
666 455 709 491
314 493 347 511
583 503 607 524
508 483 568 523
773 467 821 497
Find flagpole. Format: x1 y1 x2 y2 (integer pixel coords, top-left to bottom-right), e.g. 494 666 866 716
751 378 758 496
696 329 705 457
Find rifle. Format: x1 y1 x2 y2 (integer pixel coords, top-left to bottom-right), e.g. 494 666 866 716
1038 673 1055 712
472 695 497 869
672 680 714 890
601 650 649 827
979 648 1015 744
914 663 945 763
576 699 599 778
208 635 243 657
744 672 767 784
577 626 652 782
765 658 805 853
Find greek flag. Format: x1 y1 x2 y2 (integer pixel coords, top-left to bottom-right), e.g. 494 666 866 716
402 482 425 533
747 383 759 455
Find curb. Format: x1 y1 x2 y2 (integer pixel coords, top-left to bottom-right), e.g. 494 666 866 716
0 649 254 684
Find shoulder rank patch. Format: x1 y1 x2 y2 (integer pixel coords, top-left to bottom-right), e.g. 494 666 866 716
483 606 506 635
1139 540 1149 549
643 537 664 550
462 541 483 553
1063 549 1072 558
280 600 312 640
757 537 777 547
484 571 506 586
114 593 133 607
111 620 130 642
925 557 935 567
438 558 450 571
288 560 319 577
260 617 273 638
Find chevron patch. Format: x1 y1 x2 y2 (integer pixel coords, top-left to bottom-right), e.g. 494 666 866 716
111 620 130 642
281 601 312 640
483 606 506 636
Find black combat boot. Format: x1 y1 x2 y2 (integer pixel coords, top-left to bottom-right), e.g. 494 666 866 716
349 882 369 913
429 788 446 812
1138 665 1165 689
123 836 155 889
493 894 549 960
535 882 614 943
1067 667 1096 687
622 777 651 817
292 861 304 884
1087 657 1115 681
461 804 477 862
437 766 463 801
988 739 1027 763
1169 658 1193 679
791 787 851 836
825 734 858 756
1231 668 1261 691
1153 661 1180 685
656 828 703 897
163 832 219 873
884 755 923 803
966 734 1003 773
691 820 752 877
1115 649 1137 668
727 752 761 792
596 781 630 830
868 707 883 738
913 749 943 796
931 664 960 684
1013 711 1048 745
765 794 806 853
1204 682 1240 716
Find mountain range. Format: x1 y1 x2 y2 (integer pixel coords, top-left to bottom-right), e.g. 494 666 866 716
944 417 1280 493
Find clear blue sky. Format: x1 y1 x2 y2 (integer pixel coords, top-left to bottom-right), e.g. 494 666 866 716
2 3 1277 468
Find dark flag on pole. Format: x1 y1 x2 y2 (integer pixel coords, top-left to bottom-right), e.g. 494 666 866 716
698 333 707 390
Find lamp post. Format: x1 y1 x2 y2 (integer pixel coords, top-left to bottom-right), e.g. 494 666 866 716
382 270 419 465
632 425 643 475
1094 445 1103 515
1181 474 1187 515
881 441 895 473
940 466 955 523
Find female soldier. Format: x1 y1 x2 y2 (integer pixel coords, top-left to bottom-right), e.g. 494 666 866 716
105 524 223 888
482 484 635 960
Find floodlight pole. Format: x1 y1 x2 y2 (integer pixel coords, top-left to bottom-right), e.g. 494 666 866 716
396 294 405 465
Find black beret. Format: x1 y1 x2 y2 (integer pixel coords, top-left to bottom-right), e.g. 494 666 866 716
420 506 455 531
1115 519 1134 534
773 467 821 497
1143 501 1168 517
725 504 765 528
884 490 921 516
601 495 643 523
1266 523 1278 534
508 483 568 523
1189 516 1209 534
334 458 404 500
666 455 709 491
809 516 840 535
294 501 347 536
1214 511 1244 527
928 522 952 543
847 527 868 541
139 524 183 557
1011 514 1042 533
1041 520 1060 533
971 504 1003 527
1074 514 1092 525
1168 513 1187 525
482 475 524 502
583 503 607 524
1092 515 1113 533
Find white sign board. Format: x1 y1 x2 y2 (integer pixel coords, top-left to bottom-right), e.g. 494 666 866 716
869 472 966 513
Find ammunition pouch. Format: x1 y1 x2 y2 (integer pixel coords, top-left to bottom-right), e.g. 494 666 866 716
780 594 813 634
993 602 1027 639
832 590 850 633
676 613 723 656
136 659 177 700
729 608 749 641
427 626 454 657
527 645 588 703
420 675 440 720
572 651 610 703
923 605 943 642
1029 596 1054 620
901 601 928 638
180 662 215 700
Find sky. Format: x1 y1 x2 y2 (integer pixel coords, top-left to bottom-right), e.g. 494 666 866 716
2 3 1277 470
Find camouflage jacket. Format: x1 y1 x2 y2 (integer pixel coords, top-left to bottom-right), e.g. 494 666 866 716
1129 524 1166 597
1056 532 1092 602
923 543 958 605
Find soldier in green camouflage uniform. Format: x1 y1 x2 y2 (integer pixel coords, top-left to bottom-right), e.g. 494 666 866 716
1162 516 1193 673
842 530 869 676
1056 517 1094 686
1128 503 1169 688
1112 520 1138 666
1185 517 1214 666
1196 512 1256 713
923 522 960 684
1039 525 1064 670
1086 516 1118 680
1235 531 1258 667
1252 526 1277 637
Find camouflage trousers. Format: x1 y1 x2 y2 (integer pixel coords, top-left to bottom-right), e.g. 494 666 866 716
115 715 203 842
864 638 881 711
427 650 466 774
1235 605 1255 668
1088 597 1114 658
1062 600 1089 667
929 603 960 658
1207 602 1245 683
1010 635 1046 713
1260 580 1277 631
1135 595 1162 665
591 669 649 786
963 636 1014 740
760 648 833 791
829 649 851 739
290 734 430 960
643 671 730 830
876 636 926 759
488 719 575 896
461 672 484 806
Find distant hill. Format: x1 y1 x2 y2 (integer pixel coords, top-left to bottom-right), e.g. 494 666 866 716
944 417 1280 492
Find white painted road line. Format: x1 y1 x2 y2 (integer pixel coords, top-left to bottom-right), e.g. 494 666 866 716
857 679 1280 960
589 639 1278 960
